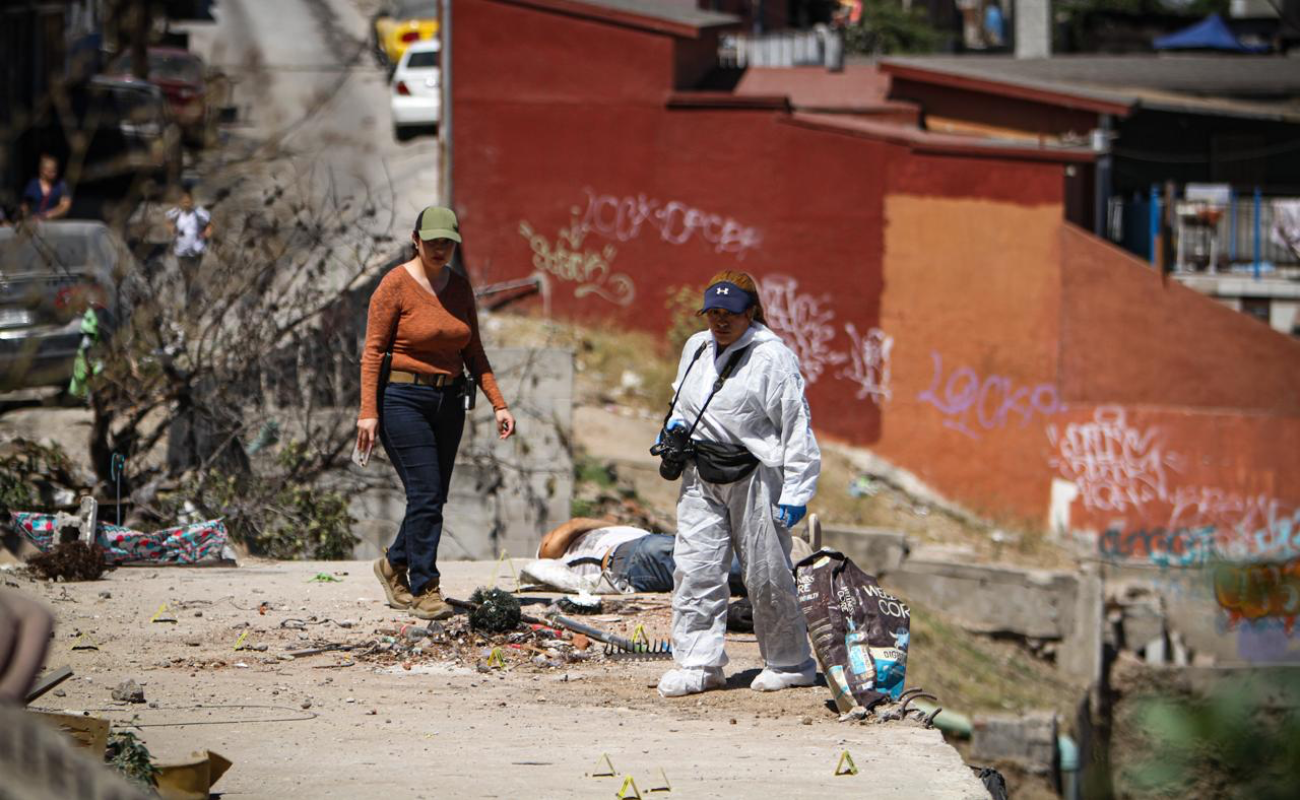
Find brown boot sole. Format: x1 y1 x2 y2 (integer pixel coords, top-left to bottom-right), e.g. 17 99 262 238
408 603 454 621
373 558 412 610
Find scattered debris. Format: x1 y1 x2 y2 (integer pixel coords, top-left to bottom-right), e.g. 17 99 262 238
27 541 110 581
24 665 74 704
306 573 342 583
112 679 146 704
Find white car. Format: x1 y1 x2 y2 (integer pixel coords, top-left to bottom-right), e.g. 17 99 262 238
390 38 441 141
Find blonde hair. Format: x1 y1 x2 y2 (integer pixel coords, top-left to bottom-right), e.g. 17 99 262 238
704 270 765 324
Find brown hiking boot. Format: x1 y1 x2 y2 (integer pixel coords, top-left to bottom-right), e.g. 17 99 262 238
374 554 413 609
409 580 453 620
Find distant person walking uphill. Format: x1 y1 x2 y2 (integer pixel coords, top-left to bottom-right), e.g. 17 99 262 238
357 206 516 620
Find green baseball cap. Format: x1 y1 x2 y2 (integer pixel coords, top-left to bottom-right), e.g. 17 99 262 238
415 206 462 242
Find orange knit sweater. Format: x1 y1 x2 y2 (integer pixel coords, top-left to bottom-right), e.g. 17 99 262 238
358 266 507 419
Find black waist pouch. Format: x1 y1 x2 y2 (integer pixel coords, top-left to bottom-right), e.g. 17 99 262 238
692 440 759 484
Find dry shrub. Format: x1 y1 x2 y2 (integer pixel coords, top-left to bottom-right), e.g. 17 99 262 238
27 542 111 581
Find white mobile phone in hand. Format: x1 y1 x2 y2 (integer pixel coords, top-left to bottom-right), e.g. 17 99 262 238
351 441 372 468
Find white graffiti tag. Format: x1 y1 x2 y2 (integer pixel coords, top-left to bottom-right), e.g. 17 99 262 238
518 220 635 306
1047 407 1186 513
575 188 762 259
756 274 847 383
837 323 893 405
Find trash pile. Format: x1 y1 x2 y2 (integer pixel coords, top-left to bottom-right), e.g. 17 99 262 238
152 593 673 675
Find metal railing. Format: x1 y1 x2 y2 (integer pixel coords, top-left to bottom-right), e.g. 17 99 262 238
718 26 844 70
1108 187 1300 276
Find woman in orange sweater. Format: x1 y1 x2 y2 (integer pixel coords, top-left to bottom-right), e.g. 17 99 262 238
357 206 516 620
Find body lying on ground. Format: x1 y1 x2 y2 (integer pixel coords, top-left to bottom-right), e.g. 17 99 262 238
522 517 811 595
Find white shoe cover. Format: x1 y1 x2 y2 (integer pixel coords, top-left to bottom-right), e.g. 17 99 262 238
657 667 725 698
750 660 817 692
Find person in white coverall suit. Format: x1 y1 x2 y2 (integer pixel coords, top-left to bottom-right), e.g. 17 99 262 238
656 270 821 698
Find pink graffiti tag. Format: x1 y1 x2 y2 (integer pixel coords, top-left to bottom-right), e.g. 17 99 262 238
917 351 1062 439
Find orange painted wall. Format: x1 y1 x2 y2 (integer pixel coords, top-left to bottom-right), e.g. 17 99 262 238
872 194 1066 522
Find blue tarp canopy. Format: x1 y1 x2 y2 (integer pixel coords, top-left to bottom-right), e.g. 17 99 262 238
1153 13 1269 53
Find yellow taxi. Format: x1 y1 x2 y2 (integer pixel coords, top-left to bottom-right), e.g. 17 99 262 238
373 0 440 70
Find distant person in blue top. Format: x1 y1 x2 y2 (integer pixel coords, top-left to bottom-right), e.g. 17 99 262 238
21 155 71 221
984 2 1005 47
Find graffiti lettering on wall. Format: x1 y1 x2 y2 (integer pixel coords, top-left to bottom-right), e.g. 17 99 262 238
837 323 893 405
518 220 635 306
1098 525 1220 568
1046 406 1185 513
1214 557 1300 633
752 274 894 401
756 274 847 383
576 188 762 259
917 351 1062 440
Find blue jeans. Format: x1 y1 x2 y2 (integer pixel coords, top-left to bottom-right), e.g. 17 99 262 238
610 533 745 596
379 382 465 595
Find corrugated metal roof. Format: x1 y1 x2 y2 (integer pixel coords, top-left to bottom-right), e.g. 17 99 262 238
877 55 1300 122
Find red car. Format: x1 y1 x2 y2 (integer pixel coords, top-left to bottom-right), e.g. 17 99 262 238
108 47 209 145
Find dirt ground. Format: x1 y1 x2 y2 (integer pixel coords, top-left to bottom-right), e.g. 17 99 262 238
11 558 988 799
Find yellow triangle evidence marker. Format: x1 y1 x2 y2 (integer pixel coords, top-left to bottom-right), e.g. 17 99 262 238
233 630 249 651
629 624 650 648
486 647 507 669
491 549 519 591
71 632 100 651
589 753 617 777
616 775 642 799
149 603 169 623
646 767 672 793
834 750 858 776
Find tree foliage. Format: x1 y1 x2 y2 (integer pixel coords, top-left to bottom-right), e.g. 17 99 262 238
841 0 944 56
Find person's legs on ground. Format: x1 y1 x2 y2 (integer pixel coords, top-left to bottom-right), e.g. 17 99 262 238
660 468 731 698
379 384 456 620
727 465 816 692
373 391 414 609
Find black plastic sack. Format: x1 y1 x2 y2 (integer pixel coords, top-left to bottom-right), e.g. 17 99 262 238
794 549 911 712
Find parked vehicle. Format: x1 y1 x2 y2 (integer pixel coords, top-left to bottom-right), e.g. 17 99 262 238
0 222 137 390
74 76 183 189
372 0 439 73
106 47 210 145
390 39 441 141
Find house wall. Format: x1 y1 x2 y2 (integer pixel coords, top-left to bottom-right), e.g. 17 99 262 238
451 0 1300 578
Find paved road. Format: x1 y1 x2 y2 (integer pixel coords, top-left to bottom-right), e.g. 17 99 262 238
182 0 440 241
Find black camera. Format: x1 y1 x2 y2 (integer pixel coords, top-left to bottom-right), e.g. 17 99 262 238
650 425 692 481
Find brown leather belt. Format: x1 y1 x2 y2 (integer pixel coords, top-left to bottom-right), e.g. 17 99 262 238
388 369 457 387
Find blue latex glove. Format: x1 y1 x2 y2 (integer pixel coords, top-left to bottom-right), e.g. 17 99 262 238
776 504 807 528
655 418 688 446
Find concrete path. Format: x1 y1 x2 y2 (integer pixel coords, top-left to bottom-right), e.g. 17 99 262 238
18 558 987 799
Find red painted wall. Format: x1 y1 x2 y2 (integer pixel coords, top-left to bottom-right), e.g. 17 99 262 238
888 77 1100 140
1059 225 1300 413
451 0 1300 550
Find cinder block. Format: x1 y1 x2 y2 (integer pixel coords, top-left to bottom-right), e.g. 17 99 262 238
971 712 1058 774
349 347 574 561
820 525 908 576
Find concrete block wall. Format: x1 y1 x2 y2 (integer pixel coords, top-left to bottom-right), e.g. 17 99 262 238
350 347 574 562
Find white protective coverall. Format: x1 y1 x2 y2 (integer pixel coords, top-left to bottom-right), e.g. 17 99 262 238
662 323 820 693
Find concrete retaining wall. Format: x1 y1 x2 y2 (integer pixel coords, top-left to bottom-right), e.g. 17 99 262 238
350 347 574 562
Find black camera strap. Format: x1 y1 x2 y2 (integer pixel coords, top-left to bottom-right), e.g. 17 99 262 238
663 340 753 439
